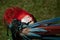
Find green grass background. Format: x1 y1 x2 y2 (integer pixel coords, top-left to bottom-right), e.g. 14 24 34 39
0 0 60 40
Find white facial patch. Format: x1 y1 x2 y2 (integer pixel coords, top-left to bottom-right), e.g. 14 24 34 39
21 15 32 23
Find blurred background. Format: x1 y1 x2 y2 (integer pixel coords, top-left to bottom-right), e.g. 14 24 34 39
0 0 60 40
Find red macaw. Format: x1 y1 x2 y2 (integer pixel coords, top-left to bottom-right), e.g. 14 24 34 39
3 7 60 40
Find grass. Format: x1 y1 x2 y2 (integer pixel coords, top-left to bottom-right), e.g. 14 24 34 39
0 0 60 40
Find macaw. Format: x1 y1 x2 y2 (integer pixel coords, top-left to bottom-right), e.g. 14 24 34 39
3 7 60 40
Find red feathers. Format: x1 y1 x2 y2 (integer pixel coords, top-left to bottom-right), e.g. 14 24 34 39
3 7 35 24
